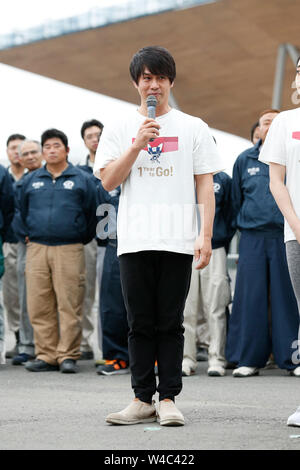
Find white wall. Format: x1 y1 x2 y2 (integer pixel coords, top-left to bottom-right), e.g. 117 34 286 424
0 63 250 174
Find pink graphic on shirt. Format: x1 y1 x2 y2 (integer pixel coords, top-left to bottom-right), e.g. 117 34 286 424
292 132 300 140
132 137 179 153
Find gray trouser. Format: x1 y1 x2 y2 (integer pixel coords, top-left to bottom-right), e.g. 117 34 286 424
286 241 300 313
183 247 231 368
286 240 300 367
17 242 34 356
2 243 20 333
96 245 106 350
80 239 98 352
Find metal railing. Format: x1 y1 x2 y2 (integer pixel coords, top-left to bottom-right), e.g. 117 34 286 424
272 43 300 109
0 0 219 50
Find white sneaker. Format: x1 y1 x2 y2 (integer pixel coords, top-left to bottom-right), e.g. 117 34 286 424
207 365 226 377
287 407 300 426
105 398 157 425
182 358 196 377
290 366 300 377
157 399 184 426
232 366 259 377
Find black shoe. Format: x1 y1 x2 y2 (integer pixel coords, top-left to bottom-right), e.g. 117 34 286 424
25 359 59 372
60 359 78 374
196 347 208 362
225 362 238 370
12 353 35 365
79 351 94 361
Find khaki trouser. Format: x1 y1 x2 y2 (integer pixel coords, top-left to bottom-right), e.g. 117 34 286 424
3 243 20 333
183 247 231 369
25 242 85 365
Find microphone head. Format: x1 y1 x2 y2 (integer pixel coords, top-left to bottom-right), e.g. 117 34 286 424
146 95 157 108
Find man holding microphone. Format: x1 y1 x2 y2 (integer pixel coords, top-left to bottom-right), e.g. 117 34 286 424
94 46 224 426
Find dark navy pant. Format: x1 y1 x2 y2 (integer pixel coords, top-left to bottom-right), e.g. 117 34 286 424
100 243 129 363
226 231 299 370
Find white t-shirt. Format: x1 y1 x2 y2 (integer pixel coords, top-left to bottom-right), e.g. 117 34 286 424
94 108 224 256
259 107 300 243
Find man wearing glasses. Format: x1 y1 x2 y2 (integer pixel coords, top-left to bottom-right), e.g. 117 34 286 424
11 140 43 366
79 120 105 361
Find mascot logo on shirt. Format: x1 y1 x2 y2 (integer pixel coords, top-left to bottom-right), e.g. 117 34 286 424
63 180 74 190
132 137 179 164
147 143 163 163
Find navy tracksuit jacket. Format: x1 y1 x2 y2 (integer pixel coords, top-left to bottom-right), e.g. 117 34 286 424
212 171 235 252
225 140 299 370
0 165 15 277
17 163 97 246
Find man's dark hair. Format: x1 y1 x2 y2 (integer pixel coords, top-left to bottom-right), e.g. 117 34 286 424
250 121 259 143
41 128 68 150
80 119 104 139
129 46 176 85
6 134 26 147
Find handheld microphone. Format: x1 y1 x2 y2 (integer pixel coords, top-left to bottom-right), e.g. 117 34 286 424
146 95 157 141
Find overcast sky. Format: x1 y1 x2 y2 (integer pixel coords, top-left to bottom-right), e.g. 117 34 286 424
0 0 128 34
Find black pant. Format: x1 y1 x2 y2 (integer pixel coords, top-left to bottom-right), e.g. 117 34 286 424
119 250 193 403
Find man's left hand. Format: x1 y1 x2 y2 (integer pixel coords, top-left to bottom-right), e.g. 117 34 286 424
194 236 212 270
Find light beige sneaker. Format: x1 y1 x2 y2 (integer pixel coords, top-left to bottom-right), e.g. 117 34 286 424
105 398 157 425
157 399 185 426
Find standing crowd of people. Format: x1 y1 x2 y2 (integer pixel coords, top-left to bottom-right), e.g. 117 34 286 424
0 45 299 428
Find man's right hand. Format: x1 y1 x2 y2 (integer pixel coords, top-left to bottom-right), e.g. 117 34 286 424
132 118 160 151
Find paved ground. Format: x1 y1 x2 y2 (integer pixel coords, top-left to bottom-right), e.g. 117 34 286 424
0 357 300 451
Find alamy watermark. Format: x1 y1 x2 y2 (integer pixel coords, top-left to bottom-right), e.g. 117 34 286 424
291 339 300 365
96 200 205 243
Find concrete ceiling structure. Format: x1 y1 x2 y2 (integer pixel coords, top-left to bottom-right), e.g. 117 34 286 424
0 0 299 139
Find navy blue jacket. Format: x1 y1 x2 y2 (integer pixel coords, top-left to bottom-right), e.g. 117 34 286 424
212 172 235 251
18 163 97 246
4 169 20 243
0 165 15 240
231 140 283 234
13 169 40 243
78 157 100 193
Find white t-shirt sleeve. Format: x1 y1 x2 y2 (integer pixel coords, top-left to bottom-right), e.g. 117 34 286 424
192 121 225 175
259 114 287 166
93 125 121 179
